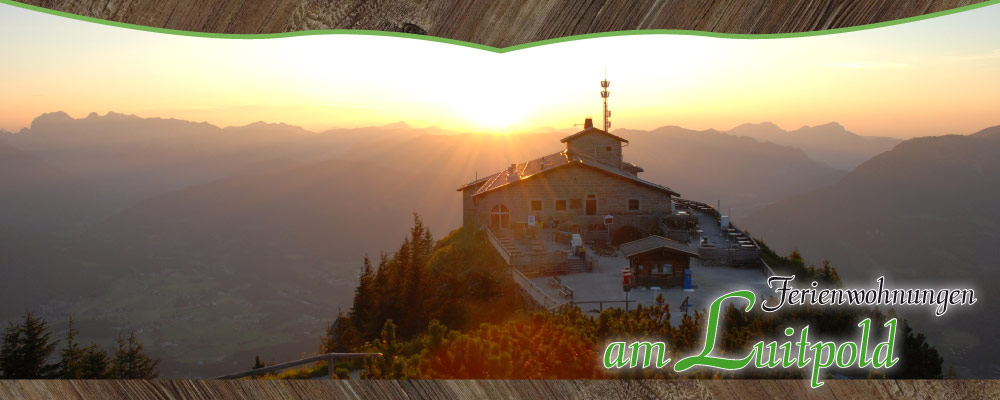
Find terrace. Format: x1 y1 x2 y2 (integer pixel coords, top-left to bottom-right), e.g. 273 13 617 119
490 199 773 318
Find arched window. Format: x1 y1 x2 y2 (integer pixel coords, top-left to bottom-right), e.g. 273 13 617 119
490 204 510 228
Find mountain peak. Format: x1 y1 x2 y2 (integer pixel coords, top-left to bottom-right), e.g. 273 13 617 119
381 121 411 130
801 121 846 132
971 124 1000 138
29 111 74 130
740 121 781 129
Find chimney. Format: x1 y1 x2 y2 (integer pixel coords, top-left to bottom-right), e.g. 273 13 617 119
506 164 520 183
584 118 593 129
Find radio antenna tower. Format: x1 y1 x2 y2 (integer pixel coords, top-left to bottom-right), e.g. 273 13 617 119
600 69 611 132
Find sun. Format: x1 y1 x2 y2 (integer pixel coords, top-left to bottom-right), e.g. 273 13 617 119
448 89 533 132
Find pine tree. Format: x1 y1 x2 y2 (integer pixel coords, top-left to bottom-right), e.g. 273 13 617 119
0 312 59 379
363 320 406 378
372 252 393 338
111 332 159 379
820 260 834 283
350 256 377 337
788 249 803 264
58 317 86 379
321 312 361 353
0 322 18 378
401 214 434 336
79 345 110 379
891 320 944 379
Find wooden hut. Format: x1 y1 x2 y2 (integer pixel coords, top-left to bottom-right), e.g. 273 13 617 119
620 235 699 288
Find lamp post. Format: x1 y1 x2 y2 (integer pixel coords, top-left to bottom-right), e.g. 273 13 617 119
605 214 613 242
622 265 633 312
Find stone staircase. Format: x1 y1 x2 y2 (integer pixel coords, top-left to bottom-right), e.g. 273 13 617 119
565 257 590 273
492 230 524 260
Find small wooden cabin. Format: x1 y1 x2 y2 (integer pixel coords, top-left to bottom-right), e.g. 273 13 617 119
620 235 699 288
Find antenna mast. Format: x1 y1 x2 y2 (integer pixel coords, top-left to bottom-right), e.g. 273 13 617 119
600 70 611 132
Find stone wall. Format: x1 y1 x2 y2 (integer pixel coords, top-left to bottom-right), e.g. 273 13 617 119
565 132 623 167
472 163 671 233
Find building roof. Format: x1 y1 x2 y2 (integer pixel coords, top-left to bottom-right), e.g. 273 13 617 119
456 175 491 191
620 235 700 258
456 150 679 197
560 126 629 144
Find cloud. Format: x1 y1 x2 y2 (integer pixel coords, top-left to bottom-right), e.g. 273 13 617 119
821 61 916 70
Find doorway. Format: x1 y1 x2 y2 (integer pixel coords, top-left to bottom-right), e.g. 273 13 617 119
585 194 597 216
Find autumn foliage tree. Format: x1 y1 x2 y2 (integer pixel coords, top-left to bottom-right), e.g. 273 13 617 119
421 314 601 379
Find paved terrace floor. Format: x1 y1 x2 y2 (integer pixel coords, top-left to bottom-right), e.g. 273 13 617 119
528 208 772 323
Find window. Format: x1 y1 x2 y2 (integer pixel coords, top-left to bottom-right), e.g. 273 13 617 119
555 199 567 211
570 199 582 209
628 199 640 211
490 204 510 228
530 200 542 211
653 263 673 276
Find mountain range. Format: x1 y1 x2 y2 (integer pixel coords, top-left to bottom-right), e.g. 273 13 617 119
743 124 1000 377
0 111 982 376
726 121 902 170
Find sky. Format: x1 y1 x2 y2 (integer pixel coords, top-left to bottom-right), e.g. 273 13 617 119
0 3 999 138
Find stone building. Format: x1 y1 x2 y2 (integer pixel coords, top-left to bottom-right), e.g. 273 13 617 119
457 117 679 240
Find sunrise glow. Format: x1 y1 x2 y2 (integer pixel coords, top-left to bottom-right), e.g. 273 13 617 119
1 3 999 137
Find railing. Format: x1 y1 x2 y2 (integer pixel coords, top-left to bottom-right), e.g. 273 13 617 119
747 236 777 277
215 352 379 379
510 267 568 311
759 258 777 277
484 225 512 266
570 300 636 312
700 247 761 267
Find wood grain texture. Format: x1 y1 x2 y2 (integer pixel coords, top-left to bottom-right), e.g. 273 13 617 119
1 380 998 400
13 0 992 47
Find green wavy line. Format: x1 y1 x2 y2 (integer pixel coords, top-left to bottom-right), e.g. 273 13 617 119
2 0 998 53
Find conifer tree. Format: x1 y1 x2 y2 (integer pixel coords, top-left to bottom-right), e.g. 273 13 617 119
891 320 944 379
321 312 361 353
350 256 377 337
111 332 159 379
362 320 406 378
79 345 110 379
0 323 18 378
401 214 434 336
58 317 85 379
0 312 59 379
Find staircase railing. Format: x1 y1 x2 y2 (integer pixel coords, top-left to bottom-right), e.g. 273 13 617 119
484 224 512 265
215 352 379 379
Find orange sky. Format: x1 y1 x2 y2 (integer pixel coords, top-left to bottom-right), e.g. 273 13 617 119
1 3 999 138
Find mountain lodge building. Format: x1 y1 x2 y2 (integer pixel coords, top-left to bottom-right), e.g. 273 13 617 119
455 78 762 304
457 117 679 238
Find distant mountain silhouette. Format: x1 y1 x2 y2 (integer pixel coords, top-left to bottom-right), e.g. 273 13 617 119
92 122 846 268
726 121 901 170
4 112 424 232
0 111 865 376
743 124 1000 377
616 126 845 216
0 137 114 234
